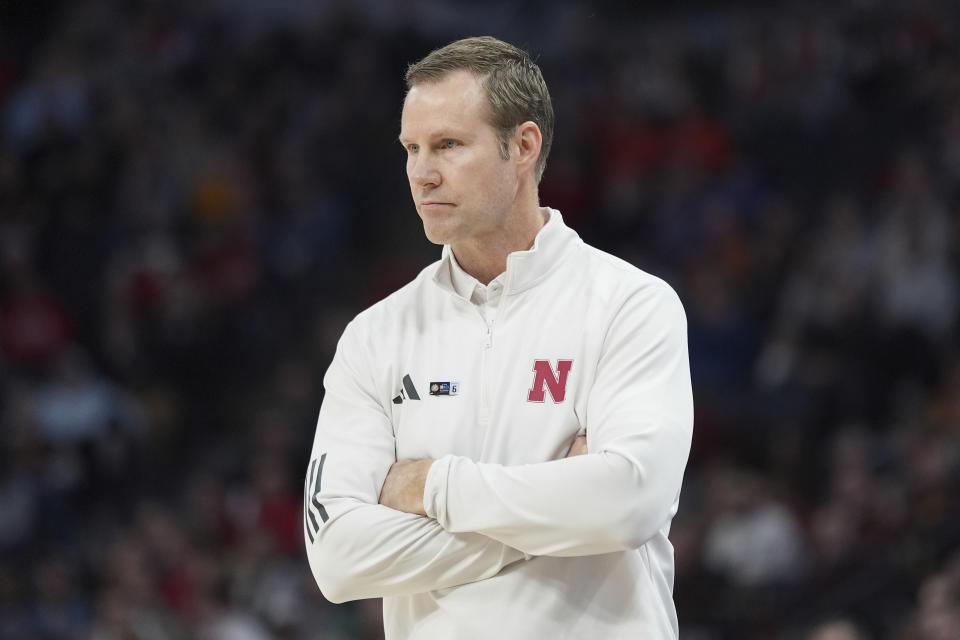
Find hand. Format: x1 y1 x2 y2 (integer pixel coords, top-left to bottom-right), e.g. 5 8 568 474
566 433 588 457
379 459 434 516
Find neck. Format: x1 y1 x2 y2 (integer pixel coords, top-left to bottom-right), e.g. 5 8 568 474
452 204 548 285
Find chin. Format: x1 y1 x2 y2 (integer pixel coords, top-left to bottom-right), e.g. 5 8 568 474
422 225 451 246
420 216 455 246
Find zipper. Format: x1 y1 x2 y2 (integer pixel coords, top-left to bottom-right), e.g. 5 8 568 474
479 317 493 424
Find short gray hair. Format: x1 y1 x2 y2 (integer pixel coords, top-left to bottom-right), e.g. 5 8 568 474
405 36 554 183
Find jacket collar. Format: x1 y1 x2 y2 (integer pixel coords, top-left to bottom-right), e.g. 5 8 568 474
432 208 579 298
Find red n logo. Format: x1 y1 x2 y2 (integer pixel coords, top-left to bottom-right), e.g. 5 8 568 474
527 360 573 403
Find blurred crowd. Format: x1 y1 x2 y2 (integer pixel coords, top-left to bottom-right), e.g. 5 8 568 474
0 1 958 639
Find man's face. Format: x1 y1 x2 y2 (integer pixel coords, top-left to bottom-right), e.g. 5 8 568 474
400 70 519 247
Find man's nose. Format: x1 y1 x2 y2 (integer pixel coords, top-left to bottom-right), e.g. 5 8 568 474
409 153 441 188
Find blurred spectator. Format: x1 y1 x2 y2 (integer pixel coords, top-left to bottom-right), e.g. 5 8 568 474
805 618 868 640
702 463 807 587
901 552 960 640
94 537 186 640
0 272 72 369
0 572 31 640
0 447 37 553
193 572 272 640
31 348 143 446
28 557 92 640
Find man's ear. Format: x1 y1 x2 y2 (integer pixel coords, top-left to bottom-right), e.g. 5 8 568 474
513 121 542 176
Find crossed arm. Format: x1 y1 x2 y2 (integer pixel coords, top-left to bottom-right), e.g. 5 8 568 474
378 435 589 515
305 283 692 601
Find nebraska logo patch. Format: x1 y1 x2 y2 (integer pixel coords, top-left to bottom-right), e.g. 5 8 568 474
527 359 573 403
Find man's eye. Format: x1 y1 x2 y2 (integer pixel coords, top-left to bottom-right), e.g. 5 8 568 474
408 144 419 153
442 140 457 149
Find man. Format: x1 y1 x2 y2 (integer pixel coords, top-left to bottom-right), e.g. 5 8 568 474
304 36 693 639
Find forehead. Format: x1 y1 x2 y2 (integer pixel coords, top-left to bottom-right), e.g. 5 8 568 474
400 70 492 137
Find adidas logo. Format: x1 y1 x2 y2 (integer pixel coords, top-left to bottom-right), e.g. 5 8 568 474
392 374 420 404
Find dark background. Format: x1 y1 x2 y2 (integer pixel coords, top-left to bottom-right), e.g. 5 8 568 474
0 1 958 639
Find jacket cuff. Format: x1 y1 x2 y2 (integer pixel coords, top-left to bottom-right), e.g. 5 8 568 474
423 454 453 524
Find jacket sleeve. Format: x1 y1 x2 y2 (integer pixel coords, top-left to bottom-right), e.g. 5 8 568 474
423 281 694 557
304 320 527 603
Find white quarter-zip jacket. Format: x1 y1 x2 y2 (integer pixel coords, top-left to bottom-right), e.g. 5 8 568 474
304 209 694 639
